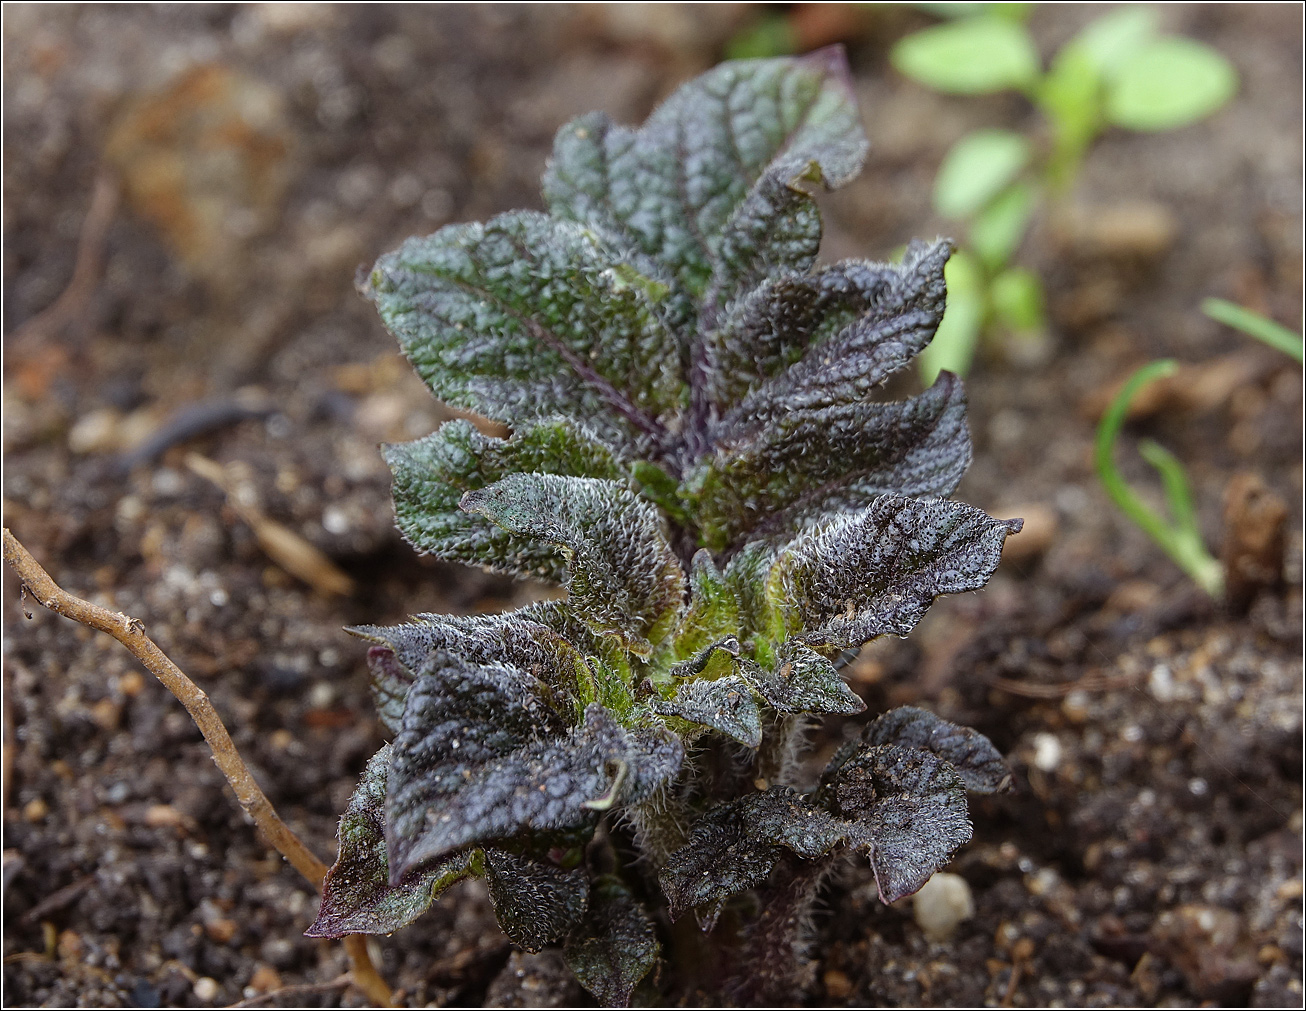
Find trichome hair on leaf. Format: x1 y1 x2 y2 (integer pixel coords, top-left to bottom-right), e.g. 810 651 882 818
318 47 1022 1005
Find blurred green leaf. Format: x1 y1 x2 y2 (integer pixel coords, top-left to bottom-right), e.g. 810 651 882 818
892 17 1041 94
1105 37 1237 131
725 13 796 60
933 129 1032 219
968 181 1037 270
1202 298 1304 363
919 250 985 382
990 267 1045 333
1037 44 1103 189
914 3 1034 21
1071 6 1159 74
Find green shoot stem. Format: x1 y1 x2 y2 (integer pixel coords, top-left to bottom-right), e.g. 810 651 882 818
1094 360 1224 599
1201 298 1304 363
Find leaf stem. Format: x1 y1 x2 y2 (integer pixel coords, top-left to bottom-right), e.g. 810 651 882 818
2 528 395 1007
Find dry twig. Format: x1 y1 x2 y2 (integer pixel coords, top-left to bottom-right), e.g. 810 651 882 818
224 973 352 1008
185 453 355 597
2 528 392 1007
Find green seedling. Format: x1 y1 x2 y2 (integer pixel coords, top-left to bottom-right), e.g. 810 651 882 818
1095 359 1223 598
896 5 1238 381
312 50 1023 1005
1202 298 1304 364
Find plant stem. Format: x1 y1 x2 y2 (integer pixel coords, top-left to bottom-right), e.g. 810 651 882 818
2 528 394 1007
726 853 833 1003
1092 364 1224 599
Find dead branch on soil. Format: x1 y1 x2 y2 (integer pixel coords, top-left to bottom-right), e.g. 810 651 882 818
185 453 355 597
2 528 393 1008
224 973 352 1008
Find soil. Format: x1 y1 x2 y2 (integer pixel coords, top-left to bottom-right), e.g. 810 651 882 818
3 5 1301 1008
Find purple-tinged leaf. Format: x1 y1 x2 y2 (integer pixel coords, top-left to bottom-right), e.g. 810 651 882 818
659 787 851 923
651 674 762 749
544 48 867 309
385 417 625 581
702 248 940 414
484 846 589 953
693 371 971 549
363 645 416 736
388 702 682 881
767 493 1023 651
461 474 686 652
723 240 952 428
350 601 606 731
306 746 476 938
858 706 1009 795
564 875 660 1007
370 211 683 454
739 640 866 716
830 743 972 904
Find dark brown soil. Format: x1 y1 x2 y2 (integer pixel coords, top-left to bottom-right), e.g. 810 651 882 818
3 5 1301 1008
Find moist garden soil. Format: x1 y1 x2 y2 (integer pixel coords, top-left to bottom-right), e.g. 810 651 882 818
3 5 1301 1007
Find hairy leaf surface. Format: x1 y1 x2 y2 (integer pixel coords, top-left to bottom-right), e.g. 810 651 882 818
829 743 972 904
739 640 865 715
389 699 681 880
767 494 1022 650
370 211 682 452
660 787 850 922
651 674 762 748
543 48 868 317
351 602 599 732
462 474 685 650
307 746 476 938
693 371 970 548
564 876 660 1007
386 418 624 580
857 706 1009 795
673 551 742 658
485 847 590 952
722 241 952 428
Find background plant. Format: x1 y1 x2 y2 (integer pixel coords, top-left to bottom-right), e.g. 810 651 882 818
1202 298 1304 365
891 4 1239 381
306 49 1021 1005
1096 302 1301 600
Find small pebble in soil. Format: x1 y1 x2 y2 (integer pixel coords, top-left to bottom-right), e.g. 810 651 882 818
193 976 219 1002
914 871 975 942
1031 732 1063 772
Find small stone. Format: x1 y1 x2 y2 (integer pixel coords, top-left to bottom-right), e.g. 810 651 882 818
24 797 49 823
913 871 975 942
823 968 852 999
247 964 281 994
56 929 83 961
68 407 123 454
205 918 238 944
193 976 220 1002
90 698 121 731
144 804 185 829
1031 732 1062 772
269 728 295 751
118 671 146 697
1061 690 1091 723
